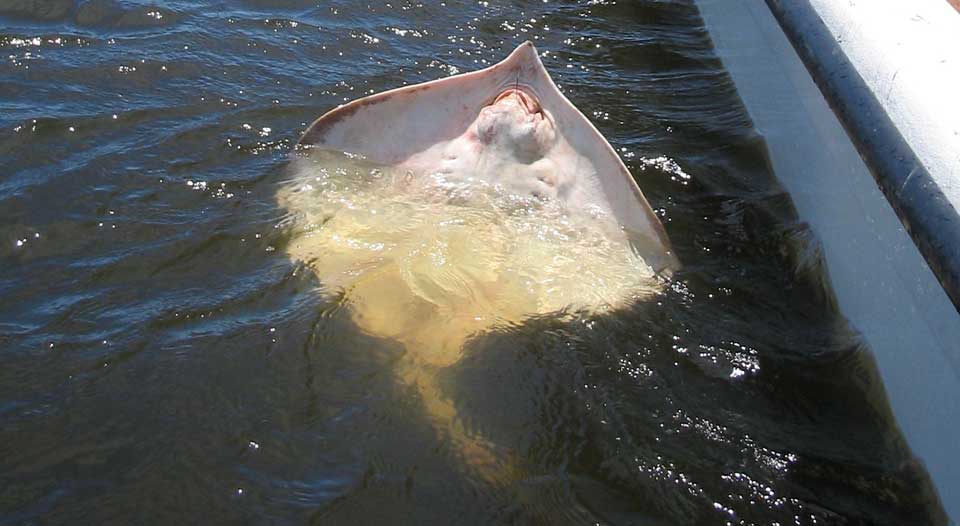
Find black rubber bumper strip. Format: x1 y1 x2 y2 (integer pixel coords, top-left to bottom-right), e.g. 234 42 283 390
765 0 960 314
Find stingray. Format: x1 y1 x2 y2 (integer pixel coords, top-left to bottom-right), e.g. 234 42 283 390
279 41 677 485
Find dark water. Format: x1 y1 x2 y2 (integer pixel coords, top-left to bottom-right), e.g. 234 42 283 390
0 1 947 524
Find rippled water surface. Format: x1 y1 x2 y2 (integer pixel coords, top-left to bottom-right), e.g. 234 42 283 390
0 1 946 524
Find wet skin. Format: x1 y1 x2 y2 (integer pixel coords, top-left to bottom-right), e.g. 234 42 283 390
438 88 571 201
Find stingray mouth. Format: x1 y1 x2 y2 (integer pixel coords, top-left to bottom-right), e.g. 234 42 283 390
492 88 543 117
476 85 556 152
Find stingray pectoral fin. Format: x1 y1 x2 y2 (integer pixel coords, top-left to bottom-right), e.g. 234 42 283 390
629 227 680 275
298 43 542 164
516 54 679 270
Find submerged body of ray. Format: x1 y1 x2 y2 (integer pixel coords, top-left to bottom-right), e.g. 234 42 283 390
280 149 660 363
0 0 946 524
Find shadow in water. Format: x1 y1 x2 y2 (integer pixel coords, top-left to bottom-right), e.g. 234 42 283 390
284 141 946 525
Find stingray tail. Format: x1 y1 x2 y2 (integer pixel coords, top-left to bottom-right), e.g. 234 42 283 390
397 359 523 487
